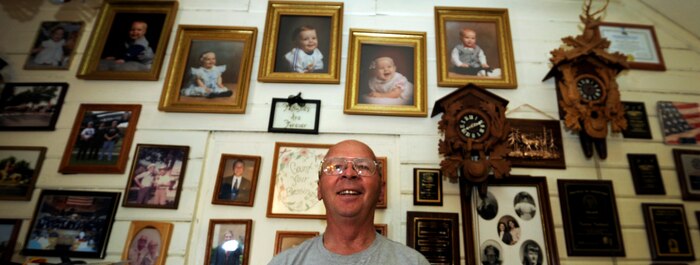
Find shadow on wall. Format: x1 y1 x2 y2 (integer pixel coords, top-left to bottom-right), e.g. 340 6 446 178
0 0 100 22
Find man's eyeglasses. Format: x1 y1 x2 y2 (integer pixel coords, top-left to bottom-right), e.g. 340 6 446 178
320 158 379 177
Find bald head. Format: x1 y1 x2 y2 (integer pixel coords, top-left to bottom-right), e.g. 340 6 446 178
324 140 377 161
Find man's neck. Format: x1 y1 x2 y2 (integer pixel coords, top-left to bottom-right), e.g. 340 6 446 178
322 218 377 255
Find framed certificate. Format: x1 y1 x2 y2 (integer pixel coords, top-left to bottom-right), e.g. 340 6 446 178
627 154 665 195
407 211 460 265
642 203 694 261
598 22 665 71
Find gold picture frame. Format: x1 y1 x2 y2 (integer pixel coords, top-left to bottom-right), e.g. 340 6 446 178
159 25 257 113
212 154 262 207
121 221 173 265
258 1 343 84
434 7 517 88
76 0 178 80
344 29 427 117
273 231 319 255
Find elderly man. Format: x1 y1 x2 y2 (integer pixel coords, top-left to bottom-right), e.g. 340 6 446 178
268 140 429 264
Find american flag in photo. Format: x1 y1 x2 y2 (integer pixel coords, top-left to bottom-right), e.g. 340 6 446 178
657 101 700 144
66 196 94 206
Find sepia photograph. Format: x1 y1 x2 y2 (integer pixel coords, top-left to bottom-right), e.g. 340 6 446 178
123 144 189 209
0 146 46 201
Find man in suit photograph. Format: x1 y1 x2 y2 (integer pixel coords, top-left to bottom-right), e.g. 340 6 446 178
218 160 251 202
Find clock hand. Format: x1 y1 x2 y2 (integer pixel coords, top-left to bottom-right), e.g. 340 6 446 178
464 120 483 130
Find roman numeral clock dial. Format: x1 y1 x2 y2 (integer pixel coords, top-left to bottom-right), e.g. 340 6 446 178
458 113 487 140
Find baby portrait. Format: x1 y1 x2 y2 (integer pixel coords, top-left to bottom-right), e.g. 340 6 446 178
358 44 415 106
445 21 501 78
273 15 332 74
25 21 83 70
98 13 166 72
179 40 244 104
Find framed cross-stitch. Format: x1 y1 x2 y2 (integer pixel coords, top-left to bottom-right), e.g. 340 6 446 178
121 221 173 265
258 1 343 84
413 168 443 206
273 231 319 255
672 149 700 201
58 104 141 174
506 119 565 169
159 25 257 114
434 6 517 88
24 21 83 70
268 97 321 134
204 219 252 265
407 211 460 265
0 146 46 201
76 0 178 80
0 219 21 262
212 154 261 207
123 144 190 209
642 203 694 261
599 22 665 71
0 82 68 131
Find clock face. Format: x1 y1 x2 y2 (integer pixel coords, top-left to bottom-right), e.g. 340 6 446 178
576 76 604 102
459 113 488 139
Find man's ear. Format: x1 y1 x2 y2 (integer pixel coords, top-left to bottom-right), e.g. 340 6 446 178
317 180 322 200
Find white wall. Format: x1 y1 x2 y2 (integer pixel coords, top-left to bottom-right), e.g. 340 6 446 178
1 0 700 264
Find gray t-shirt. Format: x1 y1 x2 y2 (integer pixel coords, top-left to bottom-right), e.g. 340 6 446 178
268 233 430 265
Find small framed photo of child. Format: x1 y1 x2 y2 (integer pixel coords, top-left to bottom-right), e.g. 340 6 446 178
24 21 83 70
344 29 427 117
257 1 343 84
434 7 518 89
159 25 257 114
76 1 178 80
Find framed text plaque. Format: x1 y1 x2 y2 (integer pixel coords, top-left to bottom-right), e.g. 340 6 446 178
622 101 653 139
268 98 321 134
627 154 665 195
407 211 460 265
642 203 695 261
413 168 442 206
673 149 700 201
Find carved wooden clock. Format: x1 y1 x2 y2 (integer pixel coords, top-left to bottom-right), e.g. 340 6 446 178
432 83 511 194
543 0 628 159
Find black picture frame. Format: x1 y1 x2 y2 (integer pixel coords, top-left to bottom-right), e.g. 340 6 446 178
0 82 68 131
0 219 22 262
406 211 460 265
0 146 47 201
642 203 695 261
268 98 321 134
672 149 700 201
22 190 120 259
557 180 625 256
622 101 653 139
505 118 566 169
627 153 666 195
412 168 442 206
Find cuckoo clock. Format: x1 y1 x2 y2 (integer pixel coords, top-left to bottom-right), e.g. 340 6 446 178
432 83 511 195
543 0 628 159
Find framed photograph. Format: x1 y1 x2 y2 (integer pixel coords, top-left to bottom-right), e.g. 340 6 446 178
407 211 460 265
344 29 427 117
642 203 694 261
413 168 443 206
672 149 700 200
212 154 261 207
558 180 625 256
204 219 252 265
506 119 565 169
627 153 666 195
462 176 559 265
76 1 178 80
273 231 318 255
123 144 190 209
0 146 46 201
58 104 141 174
121 221 173 265
657 101 700 145
376 156 387 209
0 82 68 131
22 190 120 259
24 21 83 70
374 224 387 236
267 142 330 219
258 1 343 84
599 22 666 71
622 101 653 139
0 219 22 262
268 98 321 134
158 25 257 114
434 7 517 88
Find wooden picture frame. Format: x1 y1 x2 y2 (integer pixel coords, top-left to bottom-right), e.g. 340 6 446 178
0 82 68 131
344 29 427 117
658 101 700 145
506 119 565 169
557 179 625 256
374 224 387 236
642 203 695 261
413 168 443 206
622 101 653 139
58 104 141 174
627 153 666 195
462 176 559 265
76 0 178 80
22 190 120 259
273 231 319 255
121 221 173 265
158 25 257 113
123 144 190 209
672 149 700 200
24 21 83 70
267 142 331 219
599 22 666 71
0 146 46 201
0 219 22 262
268 98 321 134
376 156 387 209
212 154 261 207
407 211 460 265
258 1 343 84
434 6 517 88
204 219 252 265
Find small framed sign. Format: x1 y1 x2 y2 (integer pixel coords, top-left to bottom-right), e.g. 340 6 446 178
413 168 442 206
598 22 665 71
622 101 653 139
407 211 460 265
642 203 694 261
672 149 700 201
268 98 320 134
627 154 665 195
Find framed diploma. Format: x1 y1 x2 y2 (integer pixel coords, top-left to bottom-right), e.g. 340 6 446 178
673 149 700 200
627 154 665 195
642 203 695 261
598 22 665 71
413 168 442 206
268 97 321 134
622 101 653 139
407 211 460 265
557 180 625 256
